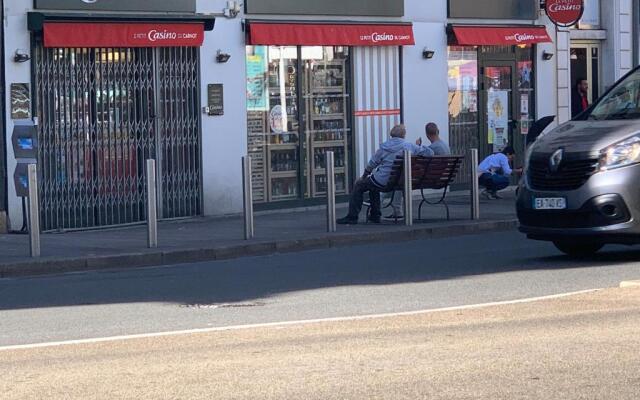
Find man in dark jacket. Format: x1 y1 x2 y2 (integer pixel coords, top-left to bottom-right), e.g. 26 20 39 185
571 78 590 118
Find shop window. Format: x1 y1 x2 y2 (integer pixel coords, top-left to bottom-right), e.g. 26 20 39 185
448 46 479 183
246 46 352 205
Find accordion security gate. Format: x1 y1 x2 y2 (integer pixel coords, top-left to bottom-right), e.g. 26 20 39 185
34 43 202 231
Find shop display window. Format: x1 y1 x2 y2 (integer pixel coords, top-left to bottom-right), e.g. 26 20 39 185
246 45 352 204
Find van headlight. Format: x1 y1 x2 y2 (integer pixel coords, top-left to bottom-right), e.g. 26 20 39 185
600 134 640 171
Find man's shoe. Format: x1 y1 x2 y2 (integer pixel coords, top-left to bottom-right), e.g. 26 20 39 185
481 189 498 200
492 191 503 199
337 216 358 225
368 216 382 224
383 214 404 221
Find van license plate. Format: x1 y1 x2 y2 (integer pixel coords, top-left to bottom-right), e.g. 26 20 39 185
534 198 567 210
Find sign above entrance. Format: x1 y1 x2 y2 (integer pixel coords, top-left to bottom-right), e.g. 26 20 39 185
449 26 552 46
246 22 415 46
43 23 205 48
545 0 585 27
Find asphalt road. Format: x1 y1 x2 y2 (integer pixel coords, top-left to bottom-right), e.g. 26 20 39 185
2 230 640 347
2 288 640 399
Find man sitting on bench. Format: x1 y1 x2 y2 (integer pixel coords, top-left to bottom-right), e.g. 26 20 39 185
384 122 450 220
337 124 422 225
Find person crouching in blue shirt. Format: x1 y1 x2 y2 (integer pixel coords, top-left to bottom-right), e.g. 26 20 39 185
337 124 422 225
477 146 522 199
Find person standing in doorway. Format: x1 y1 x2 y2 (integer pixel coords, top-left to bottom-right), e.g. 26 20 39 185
571 78 590 118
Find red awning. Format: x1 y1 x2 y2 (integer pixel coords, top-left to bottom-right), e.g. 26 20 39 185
247 22 415 46
43 22 205 48
450 26 552 46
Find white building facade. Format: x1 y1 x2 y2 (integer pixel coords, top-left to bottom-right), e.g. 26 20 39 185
0 0 637 232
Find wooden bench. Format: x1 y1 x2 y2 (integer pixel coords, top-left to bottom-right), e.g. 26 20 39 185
364 155 464 221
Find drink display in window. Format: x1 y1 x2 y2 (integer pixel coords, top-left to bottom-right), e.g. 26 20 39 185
246 45 352 203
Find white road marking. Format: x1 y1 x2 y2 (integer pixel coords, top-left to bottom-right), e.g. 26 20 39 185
0 289 601 352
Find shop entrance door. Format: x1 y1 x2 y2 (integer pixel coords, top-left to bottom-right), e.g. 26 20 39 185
33 43 202 231
571 43 601 105
479 62 518 158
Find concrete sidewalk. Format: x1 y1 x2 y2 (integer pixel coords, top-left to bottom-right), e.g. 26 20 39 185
0 191 518 278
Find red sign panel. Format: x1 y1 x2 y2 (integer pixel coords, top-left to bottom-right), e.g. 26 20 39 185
545 0 584 27
451 26 552 46
44 23 205 48
247 23 415 46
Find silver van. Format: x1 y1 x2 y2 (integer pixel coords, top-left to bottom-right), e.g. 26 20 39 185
517 66 640 256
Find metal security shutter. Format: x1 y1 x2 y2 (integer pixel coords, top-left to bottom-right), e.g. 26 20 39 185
34 41 201 231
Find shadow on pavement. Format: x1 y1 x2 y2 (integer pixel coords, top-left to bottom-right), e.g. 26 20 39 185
1 231 639 311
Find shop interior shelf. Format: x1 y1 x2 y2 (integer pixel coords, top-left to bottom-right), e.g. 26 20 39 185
311 114 344 120
313 167 345 174
267 143 298 149
270 171 298 178
310 86 344 94
312 141 345 147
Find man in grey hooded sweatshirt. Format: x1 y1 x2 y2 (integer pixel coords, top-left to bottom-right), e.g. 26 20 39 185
337 124 427 224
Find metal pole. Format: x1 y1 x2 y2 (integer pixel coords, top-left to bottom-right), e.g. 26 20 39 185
146 159 158 248
403 149 413 226
470 149 480 220
326 151 336 232
27 164 40 258
242 156 255 240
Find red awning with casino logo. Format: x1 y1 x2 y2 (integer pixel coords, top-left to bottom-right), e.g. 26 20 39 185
450 25 552 46
246 22 415 46
43 22 206 48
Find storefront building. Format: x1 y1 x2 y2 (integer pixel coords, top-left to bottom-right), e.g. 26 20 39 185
1 0 638 232
243 11 413 207
3 0 214 231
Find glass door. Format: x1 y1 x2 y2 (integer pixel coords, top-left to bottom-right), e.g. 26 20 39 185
302 46 351 199
571 43 601 104
246 46 301 203
480 62 517 157
246 45 352 206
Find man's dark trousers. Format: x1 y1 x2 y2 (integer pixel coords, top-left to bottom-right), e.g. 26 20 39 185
479 173 509 192
347 176 382 219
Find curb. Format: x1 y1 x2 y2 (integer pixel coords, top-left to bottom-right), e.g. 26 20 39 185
0 218 519 279
620 280 640 288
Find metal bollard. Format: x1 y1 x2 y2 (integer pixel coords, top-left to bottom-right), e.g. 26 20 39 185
470 149 480 220
27 164 41 258
146 159 158 248
242 156 255 240
326 151 337 233
403 149 413 226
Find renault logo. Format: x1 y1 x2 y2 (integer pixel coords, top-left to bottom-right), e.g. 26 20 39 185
549 149 564 172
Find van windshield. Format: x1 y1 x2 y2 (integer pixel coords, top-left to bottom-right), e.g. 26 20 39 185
588 69 640 120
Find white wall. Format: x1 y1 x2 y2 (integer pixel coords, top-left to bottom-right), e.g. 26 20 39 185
402 0 448 144
536 20 560 127
402 22 449 145
4 0 32 230
197 1 247 216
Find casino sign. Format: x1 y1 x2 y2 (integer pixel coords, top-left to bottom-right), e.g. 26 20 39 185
545 0 585 27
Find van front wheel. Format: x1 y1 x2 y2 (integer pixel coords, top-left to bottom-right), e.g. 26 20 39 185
553 241 604 257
